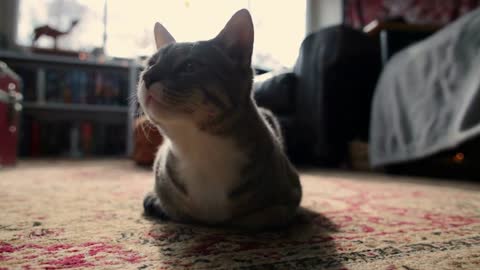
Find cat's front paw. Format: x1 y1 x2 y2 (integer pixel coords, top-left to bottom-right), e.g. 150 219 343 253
143 192 169 220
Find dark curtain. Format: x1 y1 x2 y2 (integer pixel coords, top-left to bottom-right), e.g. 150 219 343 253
344 0 480 28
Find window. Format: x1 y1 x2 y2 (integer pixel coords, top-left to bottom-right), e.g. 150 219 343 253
17 0 305 68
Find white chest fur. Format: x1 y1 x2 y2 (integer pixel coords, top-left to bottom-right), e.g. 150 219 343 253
169 126 247 223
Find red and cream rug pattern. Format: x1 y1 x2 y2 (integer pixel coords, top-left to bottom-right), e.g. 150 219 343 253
1 160 479 269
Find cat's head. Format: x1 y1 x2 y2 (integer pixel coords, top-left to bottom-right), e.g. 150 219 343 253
137 9 254 130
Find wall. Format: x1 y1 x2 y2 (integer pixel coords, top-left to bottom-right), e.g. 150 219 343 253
0 0 19 49
306 0 343 35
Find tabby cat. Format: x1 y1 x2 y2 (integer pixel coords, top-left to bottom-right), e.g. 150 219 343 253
138 9 302 230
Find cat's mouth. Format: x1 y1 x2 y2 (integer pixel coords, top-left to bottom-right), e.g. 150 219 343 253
146 91 161 106
145 82 166 106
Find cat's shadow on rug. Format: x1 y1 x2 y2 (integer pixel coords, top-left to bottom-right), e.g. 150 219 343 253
144 208 344 269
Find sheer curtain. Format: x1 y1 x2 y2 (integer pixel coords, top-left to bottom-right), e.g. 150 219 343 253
17 0 305 67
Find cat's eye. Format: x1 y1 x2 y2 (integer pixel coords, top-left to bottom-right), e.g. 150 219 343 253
179 61 197 74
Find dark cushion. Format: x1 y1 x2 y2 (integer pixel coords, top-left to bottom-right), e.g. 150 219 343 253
253 71 297 115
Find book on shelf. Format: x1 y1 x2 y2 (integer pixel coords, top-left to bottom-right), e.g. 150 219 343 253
20 117 126 157
11 67 37 102
43 69 128 106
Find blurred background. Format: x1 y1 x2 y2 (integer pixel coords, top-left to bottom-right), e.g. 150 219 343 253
1 0 480 180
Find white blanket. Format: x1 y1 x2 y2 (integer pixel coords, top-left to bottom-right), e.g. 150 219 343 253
369 8 480 167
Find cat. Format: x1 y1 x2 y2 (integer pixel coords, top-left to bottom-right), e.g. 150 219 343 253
137 9 302 230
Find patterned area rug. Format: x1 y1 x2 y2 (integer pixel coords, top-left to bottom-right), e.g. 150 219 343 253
1 160 479 270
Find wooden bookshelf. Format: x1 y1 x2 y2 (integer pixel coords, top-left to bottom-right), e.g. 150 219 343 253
0 49 139 158
0 50 132 68
23 102 129 113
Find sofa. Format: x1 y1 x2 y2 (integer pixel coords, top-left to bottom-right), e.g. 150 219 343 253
254 25 381 167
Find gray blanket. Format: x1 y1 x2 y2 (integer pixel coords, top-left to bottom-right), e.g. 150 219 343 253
369 8 480 167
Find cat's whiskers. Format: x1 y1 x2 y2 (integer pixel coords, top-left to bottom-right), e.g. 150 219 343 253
162 87 192 99
161 88 204 107
161 94 184 107
140 118 158 143
127 93 138 104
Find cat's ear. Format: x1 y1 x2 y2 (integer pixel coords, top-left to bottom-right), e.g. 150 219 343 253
213 9 254 68
154 22 176 50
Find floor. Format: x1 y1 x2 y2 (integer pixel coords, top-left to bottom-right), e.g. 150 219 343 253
1 159 479 269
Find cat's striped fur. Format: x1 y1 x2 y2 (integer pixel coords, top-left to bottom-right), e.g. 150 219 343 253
138 9 301 230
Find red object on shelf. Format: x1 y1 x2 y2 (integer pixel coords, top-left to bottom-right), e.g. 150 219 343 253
0 62 22 166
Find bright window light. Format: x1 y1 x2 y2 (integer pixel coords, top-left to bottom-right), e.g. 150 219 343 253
17 0 305 68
